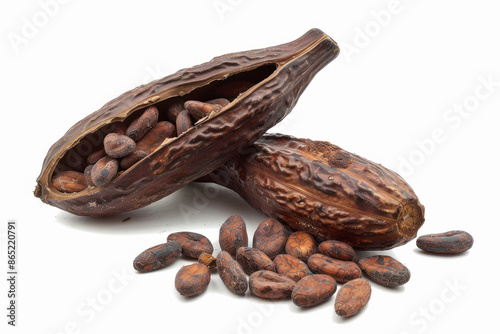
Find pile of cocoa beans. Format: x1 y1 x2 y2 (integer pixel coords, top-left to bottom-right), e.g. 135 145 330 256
134 215 473 318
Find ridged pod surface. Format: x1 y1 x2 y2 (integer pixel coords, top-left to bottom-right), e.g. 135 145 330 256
203 134 425 250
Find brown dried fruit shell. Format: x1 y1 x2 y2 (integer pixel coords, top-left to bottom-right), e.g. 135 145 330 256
204 134 425 250
358 255 410 287
34 29 338 217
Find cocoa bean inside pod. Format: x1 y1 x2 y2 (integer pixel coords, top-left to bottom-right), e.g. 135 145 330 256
202 134 426 250
34 29 339 217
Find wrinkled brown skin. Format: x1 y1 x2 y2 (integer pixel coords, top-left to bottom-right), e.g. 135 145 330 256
318 240 358 262
335 278 371 317
166 232 213 258
203 134 425 250
34 29 338 217
285 231 318 262
217 251 248 295
253 218 289 259
416 230 473 254
249 270 296 299
307 253 361 283
358 255 410 287
219 215 248 257
175 263 211 297
236 247 275 275
273 254 310 282
291 274 337 307
133 241 182 273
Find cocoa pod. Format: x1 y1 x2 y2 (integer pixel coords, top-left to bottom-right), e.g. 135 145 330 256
335 278 371 317
273 254 310 282
203 134 425 250
318 240 358 262
175 263 211 297
126 106 159 141
285 231 317 262
291 274 337 307
103 133 136 158
167 232 214 258
217 251 248 295
198 252 217 269
253 218 289 259
133 241 182 273
249 270 296 299
35 29 338 217
52 171 87 193
307 253 361 283
219 215 248 257
236 247 275 275
358 255 410 287
91 156 119 187
416 230 473 254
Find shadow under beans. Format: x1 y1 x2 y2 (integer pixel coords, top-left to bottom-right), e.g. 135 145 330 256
413 248 472 258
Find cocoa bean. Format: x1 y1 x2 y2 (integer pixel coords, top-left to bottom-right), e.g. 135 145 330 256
307 253 361 283
236 247 275 275
120 150 148 170
285 231 317 262
52 171 87 193
167 231 213 258
176 110 193 136
126 106 159 141
165 98 184 124
416 230 473 254
175 263 211 297
219 215 248 257
335 278 371 317
103 133 136 158
318 240 358 262
252 218 288 259
133 241 182 273
136 121 176 153
91 156 119 187
217 251 248 295
83 165 94 186
184 100 222 120
358 255 410 287
291 274 337 307
273 254 309 282
205 98 230 107
249 270 296 299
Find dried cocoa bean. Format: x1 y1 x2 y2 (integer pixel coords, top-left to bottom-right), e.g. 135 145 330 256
335 278 371 317
126 106 159 141
285 231 317 262
217 251 248 295
120 150 148 170
318 240 358 262
198 252 217 269
52 171 87 193
219 215 248 257
136 121 176 153
416 230 473 254
91 156 119 187
273 254 309 282
175 263 211 297
236 247 275 275
205 98 230 107
167 231 214 258
103 133 136 158
291 274 337 307
106 122 127 135
165 98 184 124
358 255 410 287
184 100 222 120
253 218 288 259
249 270 296 299
87 149 106 164
133 241 182 273
83 165 94 186
176 110 193 136
307 253 361 283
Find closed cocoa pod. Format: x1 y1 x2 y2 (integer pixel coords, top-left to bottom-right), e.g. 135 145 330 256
253 218 289 259
91 156 119 187
307 253 361 283
219 215 248 257
291 274 337 307
126 106 159 141
35 29 338 217
335 278 371 317
273 254 309 282
285 231 317 262
104 133 136 158
52 171 87 193
358 255 410 287
416 230 473 254
204 134 425 250
133 241 182 273
249 270 296 299
167 232 214 258
318 240 358 262
175 263 211 297
236 247 275 275
217 251 248 295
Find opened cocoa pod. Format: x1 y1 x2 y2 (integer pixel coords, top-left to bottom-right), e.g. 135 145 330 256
34 29 339 217
201 134 425 250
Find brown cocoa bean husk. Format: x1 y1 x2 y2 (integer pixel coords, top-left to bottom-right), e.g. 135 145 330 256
165 98 185 124
335 278 371 317
103 133 136 158
291 274 337 307
198 252 217 269
167 231 214 258
236 247 275 275
184 100 222 120
35 29 338 217
175 263 211 297
249 270 296 299
307 253 361 283
285 231 318 262
136 121 176 153
126 106 159 141
416 230 473 254
120 150 148 170
318 240 359 262
219 215 248 257
273 254 309 282
91 156 119 187
83 165 94 187
52 171 87 193
358 255 410 287
175 110 193 136
217 251 248 295
203 134 425 250
133 241 182 273
253 218 289 259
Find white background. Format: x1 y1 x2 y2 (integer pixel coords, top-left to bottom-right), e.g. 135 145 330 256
1 1 499 333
